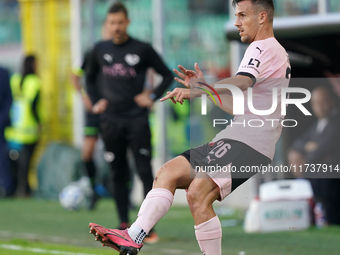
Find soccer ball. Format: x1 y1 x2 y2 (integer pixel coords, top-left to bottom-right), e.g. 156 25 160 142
59 177 93 210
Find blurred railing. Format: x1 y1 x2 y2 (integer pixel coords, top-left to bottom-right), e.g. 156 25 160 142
0 0 20 45
274 0 318 16
0 0 21 70
273 0 340 16
329 0 340 13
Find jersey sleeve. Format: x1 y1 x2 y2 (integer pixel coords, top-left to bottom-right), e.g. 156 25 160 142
236 42 273 84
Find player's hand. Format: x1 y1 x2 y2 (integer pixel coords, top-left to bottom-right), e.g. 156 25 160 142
173 65 194 88
173 63 206 88
134 91 154 108
163 63 206 104
160 88 191 104
92 99 108 114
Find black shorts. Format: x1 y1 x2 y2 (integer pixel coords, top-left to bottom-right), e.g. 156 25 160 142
84 112 100 137
180 139 271 200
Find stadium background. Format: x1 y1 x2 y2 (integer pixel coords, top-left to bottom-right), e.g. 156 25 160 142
1 0 340 254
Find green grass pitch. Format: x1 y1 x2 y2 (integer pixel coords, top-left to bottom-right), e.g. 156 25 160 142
0 198 340 255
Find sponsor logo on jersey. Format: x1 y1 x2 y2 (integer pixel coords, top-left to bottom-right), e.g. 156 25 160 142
102 63 137 78
206 156 216 164
103 54 114 63
256 47 264 54
125 54 140 66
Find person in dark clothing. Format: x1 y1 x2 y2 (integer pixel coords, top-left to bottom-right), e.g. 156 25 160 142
86 2 173 242
288 86 340 225
0 66 14 197
72 50 101 209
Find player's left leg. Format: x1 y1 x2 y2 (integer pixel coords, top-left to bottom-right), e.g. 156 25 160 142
185 139 271 255
89 156 193 254
187 172 223 255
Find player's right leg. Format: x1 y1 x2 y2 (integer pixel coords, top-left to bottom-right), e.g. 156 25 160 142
82 136 99 210
82 136 98 182
89 155 192 254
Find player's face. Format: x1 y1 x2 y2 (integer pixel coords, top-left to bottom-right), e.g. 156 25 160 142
234 0 261 43
311 89 334 119
106 12 129 41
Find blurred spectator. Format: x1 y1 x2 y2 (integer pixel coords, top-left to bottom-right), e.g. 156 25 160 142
86 2 173 242
288 86 340 225
5 55 42 197
0 66 13 197
282 0 318 16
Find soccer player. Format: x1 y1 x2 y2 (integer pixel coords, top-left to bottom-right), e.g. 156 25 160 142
89 1 291 254
86 2 173 242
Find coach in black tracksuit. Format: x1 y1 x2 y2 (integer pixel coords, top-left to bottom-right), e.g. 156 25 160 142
86 2 173 230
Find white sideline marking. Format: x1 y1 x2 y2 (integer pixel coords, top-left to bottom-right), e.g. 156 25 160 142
0 244 98 255
0 231 81 245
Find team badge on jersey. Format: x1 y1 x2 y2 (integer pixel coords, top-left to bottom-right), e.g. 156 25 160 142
125 54 140 66
103 54 114 63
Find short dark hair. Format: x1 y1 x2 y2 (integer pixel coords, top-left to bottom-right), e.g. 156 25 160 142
232 0 274 23
108 2 128 18
20 55 36 87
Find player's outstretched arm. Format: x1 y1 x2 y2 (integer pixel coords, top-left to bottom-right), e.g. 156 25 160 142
211 93 234 116
161 63 251 115
174 63 252 94
183 64 253 94
171 63 254 115
214 75 254 93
